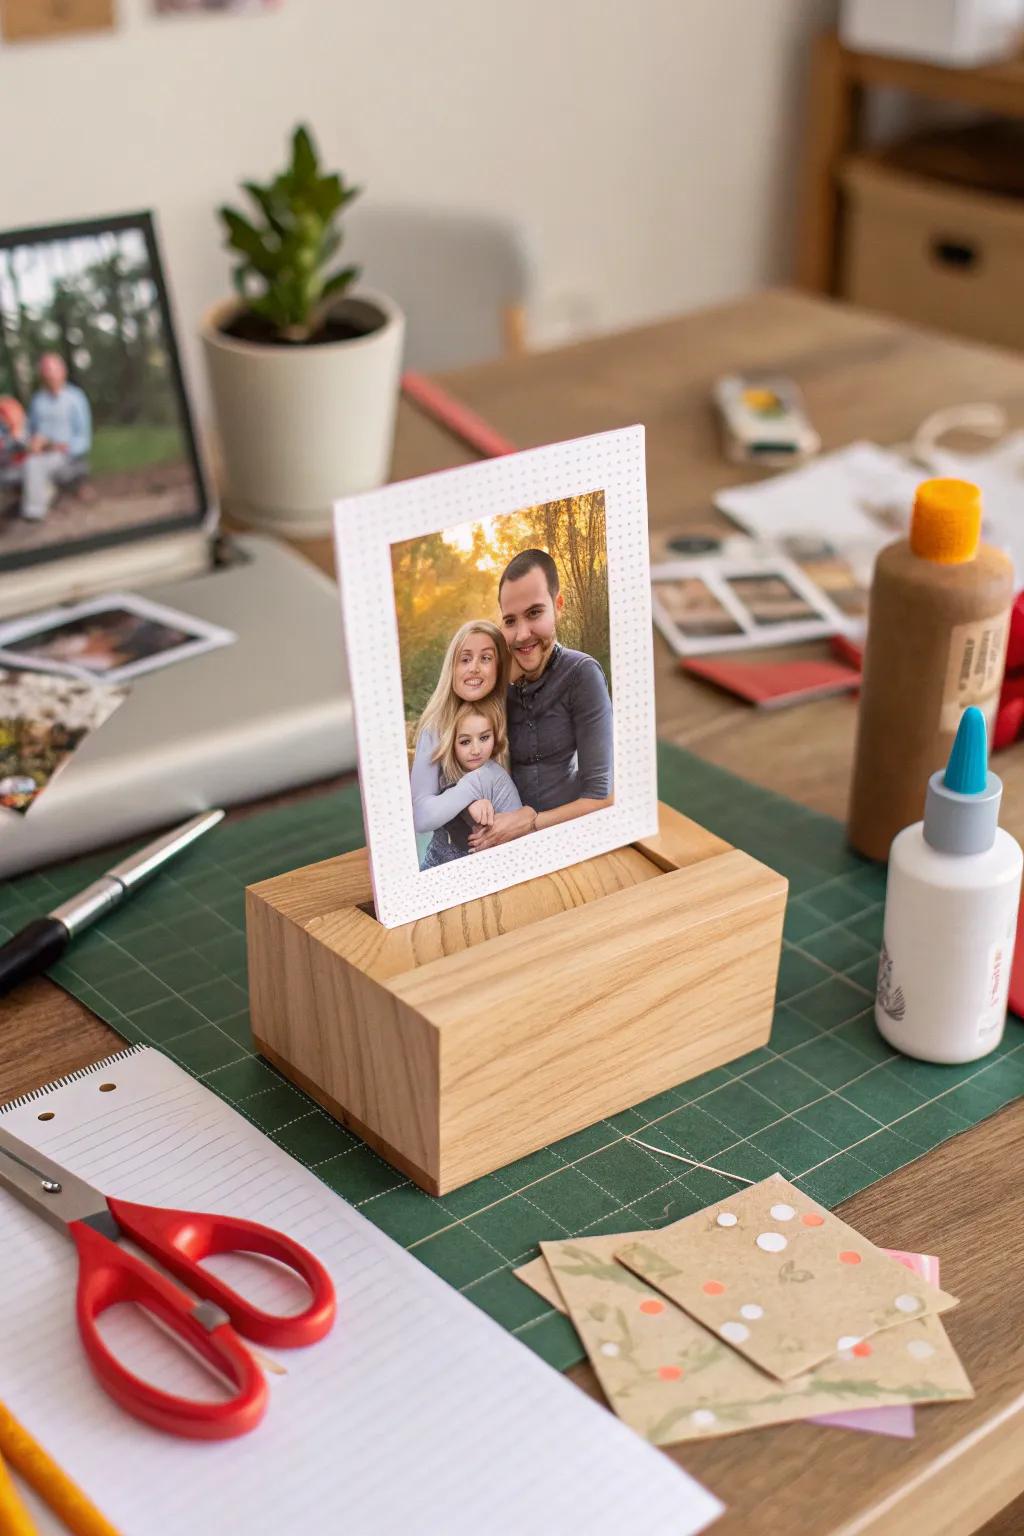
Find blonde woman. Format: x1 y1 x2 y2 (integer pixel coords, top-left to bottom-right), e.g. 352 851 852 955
410 620 522 868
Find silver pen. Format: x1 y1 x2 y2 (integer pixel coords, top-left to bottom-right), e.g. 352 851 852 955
0 810 224 998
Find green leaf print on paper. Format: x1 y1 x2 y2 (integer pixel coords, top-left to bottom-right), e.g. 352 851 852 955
779 1259 814 1284
618 1243 683 1283
551 1246 651 1292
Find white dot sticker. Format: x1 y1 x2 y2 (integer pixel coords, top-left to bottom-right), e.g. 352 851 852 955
837 1349 855 1362
690 1409 717 1429
756 1231 788 1253
907 1339 935 1361
895 1294 922 1314
716 1212 738 1228
769 1203 796 1222
739 1303 764 1321
719 1321 750 1345
837 1335 862 1352
600 1342 620 1357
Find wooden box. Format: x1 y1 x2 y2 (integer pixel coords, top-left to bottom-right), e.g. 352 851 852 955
840 155 1024 352
246 804 787 1195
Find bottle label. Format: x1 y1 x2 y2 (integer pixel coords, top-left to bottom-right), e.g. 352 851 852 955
876 942 906 1022
979 938 1012 1041
941 611 1011 733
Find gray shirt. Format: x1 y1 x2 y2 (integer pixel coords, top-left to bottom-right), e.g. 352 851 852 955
507 644 613 814
410 727 523 843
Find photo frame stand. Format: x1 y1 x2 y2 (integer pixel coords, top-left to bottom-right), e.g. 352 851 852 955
246 805 787 1195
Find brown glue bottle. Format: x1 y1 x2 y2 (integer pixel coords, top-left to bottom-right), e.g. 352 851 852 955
848 478 1013 862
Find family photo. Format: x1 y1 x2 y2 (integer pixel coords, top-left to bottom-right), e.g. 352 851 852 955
391 491 614 871
0 217 205 568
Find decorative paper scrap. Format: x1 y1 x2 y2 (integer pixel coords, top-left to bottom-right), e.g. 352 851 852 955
541 1235 971 1445
0 0 114 41
614 1176 958 1381
0 668 127 815
812 1251 940 1439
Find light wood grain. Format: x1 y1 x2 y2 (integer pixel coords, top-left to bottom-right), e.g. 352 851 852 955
248 807 785 1193
8 291 1024 1532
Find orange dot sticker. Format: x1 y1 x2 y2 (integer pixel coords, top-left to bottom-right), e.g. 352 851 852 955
702 1280 726 1296
839 1250 862 1265
639 1298 664 1315
802 1213 825 1227
852 1340 873 1358
658 1364 682 1381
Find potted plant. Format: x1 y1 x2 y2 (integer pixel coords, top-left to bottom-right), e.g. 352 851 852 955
201 125 404 536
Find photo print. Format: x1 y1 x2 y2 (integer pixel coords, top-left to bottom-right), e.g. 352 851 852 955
334 427 657 927
651 556 846 657
0 214 208 572
0 667 127 814
0 592 235 684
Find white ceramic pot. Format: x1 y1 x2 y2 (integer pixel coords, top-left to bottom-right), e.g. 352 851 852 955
200 287 405 536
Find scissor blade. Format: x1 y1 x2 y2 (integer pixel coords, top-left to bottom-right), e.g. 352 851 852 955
0 1124 109 1234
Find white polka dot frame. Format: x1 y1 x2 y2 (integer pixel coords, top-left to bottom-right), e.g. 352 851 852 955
333 426 658 927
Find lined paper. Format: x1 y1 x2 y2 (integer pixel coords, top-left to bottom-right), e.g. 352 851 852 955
0 1048 721 1536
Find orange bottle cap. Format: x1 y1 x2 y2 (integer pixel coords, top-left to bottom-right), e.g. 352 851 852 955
910 478 981 564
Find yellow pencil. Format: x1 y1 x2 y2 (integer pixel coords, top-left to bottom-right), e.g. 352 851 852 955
0 1442 37 1536
0 1401 121 1536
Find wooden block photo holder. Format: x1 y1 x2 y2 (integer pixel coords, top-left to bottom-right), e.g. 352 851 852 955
246 804 787 1196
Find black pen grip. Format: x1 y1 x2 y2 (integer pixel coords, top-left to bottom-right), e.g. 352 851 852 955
0 917 69 997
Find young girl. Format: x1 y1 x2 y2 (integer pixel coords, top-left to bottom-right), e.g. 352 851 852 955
410 620 520 868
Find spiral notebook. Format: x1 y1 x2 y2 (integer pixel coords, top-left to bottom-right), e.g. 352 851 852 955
0 1046 721 1536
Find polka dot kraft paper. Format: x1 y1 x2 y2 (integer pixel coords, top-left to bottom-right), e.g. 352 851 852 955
613 1174 958 1381
537 1232 972 1445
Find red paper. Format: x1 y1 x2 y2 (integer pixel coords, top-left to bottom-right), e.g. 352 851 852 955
682 656 861 709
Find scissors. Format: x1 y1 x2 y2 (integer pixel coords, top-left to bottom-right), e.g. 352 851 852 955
0 1125 336 1441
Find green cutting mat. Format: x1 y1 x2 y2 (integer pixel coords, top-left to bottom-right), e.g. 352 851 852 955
4 741 1022 1371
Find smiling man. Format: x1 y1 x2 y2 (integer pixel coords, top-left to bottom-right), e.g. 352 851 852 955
468 547 613 852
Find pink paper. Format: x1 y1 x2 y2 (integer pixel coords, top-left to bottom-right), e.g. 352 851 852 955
810 1249 940 1438
811 1403 916 1439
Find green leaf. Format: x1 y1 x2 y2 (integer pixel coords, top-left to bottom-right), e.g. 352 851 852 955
242 181 288 236
321 265 360 301
291 124 319 185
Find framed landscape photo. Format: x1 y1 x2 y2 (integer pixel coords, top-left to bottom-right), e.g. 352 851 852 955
0 213 209 574
334 426 657 927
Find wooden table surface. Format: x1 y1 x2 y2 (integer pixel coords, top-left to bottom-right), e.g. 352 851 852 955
5 288 1024 1535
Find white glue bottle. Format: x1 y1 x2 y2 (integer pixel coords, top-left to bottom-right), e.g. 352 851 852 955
876 706 1022 1063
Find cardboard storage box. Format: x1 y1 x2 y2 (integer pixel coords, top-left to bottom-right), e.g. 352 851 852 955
840 156 1024 352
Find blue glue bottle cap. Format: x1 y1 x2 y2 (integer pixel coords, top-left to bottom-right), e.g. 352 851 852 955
923 706 1002 855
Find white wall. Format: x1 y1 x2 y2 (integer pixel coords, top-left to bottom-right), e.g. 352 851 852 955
0 0 837 401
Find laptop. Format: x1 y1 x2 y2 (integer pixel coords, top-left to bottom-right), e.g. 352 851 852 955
0 212 354 877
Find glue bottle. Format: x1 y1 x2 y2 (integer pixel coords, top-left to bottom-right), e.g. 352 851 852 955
876 707 1022 1064
848 478 1013 862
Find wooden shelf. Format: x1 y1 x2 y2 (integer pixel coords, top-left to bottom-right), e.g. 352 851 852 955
797 31 1024 293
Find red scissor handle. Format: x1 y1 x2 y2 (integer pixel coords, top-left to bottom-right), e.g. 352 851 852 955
105 1195 337 1348
70 1219 267 1440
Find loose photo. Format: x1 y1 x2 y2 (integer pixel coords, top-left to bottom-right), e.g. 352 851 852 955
723 572 817 626
335 427 657 927
0 668 127 814
651 556 846 657
0 592 235 684
653 575 742 640
0 214 208 571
